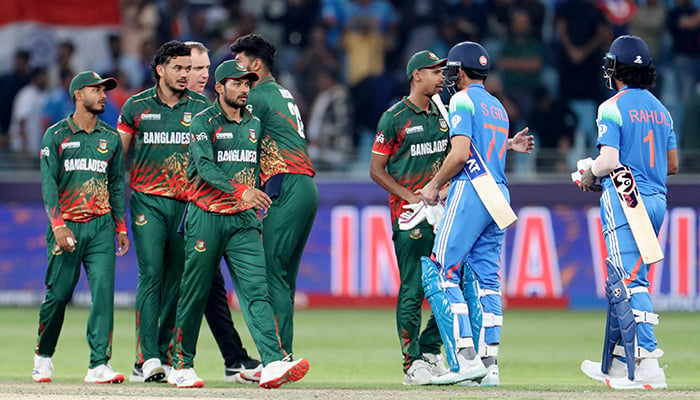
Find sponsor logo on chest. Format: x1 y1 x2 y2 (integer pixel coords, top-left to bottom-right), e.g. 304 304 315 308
61 141 81 150
141 113 161 120
405 125 424 134
217 149 257 162
216 132 234 140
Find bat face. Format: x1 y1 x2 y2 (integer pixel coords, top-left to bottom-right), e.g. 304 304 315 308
611 168 639 208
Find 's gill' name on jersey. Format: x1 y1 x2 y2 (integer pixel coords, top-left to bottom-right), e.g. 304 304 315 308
410 139 448 157
143 131 190 144
64 158 108 173
217 149 257 162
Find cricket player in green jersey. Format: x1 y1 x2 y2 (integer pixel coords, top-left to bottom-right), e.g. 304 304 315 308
117 40 210 382
167 60 309 389
184 40 262 383
33 71 129 384
230 34 318 357
370 51 450 385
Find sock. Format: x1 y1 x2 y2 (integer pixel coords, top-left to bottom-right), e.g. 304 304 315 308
482 356 497 367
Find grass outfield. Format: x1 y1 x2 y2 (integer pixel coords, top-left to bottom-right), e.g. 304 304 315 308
2 307 700 396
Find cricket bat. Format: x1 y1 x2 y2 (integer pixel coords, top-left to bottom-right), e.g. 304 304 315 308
610 165 664 264
431 94 517 230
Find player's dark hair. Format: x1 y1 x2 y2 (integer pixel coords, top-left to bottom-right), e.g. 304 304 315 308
614 63 656 89
464 68 488 82
230 34 276 71
150 40 191 82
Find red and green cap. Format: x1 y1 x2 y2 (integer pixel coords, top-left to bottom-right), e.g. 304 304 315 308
214 60 259 83
406 50 447 79
69 71 117 100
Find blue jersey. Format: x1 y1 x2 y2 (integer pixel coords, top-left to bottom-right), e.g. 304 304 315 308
596 87 677 196
448 83 509 184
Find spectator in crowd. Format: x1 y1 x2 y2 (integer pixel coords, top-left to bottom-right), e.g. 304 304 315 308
10 67 49 160
486 0 515 42
94 34 123 79
668 0 700 106
294 25 341 104
48 41 77 90
264 0 321 72
628 0 667 61
530 85 578 172
681 74 700 169
0 50 31 146
498 8 544 128
121 0 158 89
306 68 353 169
341 15 388 86
519 0 546 40
448 0 488 43
554 0 610 159
42 69 75 129
394 0 447 64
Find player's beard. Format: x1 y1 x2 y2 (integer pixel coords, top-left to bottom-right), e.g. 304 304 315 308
84 97 106 115
223 88 247 109
166 75 187 95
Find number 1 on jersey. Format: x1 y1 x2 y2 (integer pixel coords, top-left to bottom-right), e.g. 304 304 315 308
644 129 654 168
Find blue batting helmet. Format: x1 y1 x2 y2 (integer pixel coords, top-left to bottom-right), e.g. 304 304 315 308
445 41 490 90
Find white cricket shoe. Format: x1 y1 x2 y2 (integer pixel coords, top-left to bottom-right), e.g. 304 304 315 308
423 353 448 376
430 352 487 385
84 364 124 384
581 358 627 382
259 357 310 389
142 357 165 382
128 363 144 383
32 355 53 383
479 364 499 386
605 359 667 390
402 359 432 385
167 367 204 388
163 364 172 381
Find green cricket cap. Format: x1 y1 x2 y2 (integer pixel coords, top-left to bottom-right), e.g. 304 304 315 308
69 71 117 100
215 60 259 83
406 50 447 79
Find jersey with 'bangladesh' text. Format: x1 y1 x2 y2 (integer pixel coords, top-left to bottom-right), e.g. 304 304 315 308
40 115 127 233
372 97 449 225
246 77 315 184
188 100 262 214
117 87 210 201
449 83 509 184
596 87 677 196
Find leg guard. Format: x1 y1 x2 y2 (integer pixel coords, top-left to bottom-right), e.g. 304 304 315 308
602 261 637 381
421 256 472 372
461 263 482 354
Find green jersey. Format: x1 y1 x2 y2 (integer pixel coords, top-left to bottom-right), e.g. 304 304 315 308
372 97 449 226
117 87 210 201
40 115 127 233
247 77 315 184
188 100 262 215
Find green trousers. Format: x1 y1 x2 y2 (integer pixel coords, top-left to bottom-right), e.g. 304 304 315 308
35 213 116 368
262 174 318 355
130 191 187 364
393 223 442 371
172 206 285 369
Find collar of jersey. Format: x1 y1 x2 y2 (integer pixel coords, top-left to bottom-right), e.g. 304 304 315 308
151 86 189 107
66 114 104 135
213 99 251 123
401 96 438 115
256 76 275 86
467 83 485 90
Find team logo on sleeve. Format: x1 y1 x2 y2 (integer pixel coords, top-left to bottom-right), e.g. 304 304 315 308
598 124 607 138
451 115 461 128
40 147 50 158
194 240 207 252
97 139 109 154
409 228 423 240
134 214 148 226
375 131 385 144
51 243 63 256
439 118 448 132
181 112 193 127
249 129 257 143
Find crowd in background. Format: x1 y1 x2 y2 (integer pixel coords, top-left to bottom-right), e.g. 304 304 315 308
1 0 700 174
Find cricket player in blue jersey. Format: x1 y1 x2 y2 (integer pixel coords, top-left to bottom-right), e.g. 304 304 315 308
579 35 678 390
419 41 530 386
